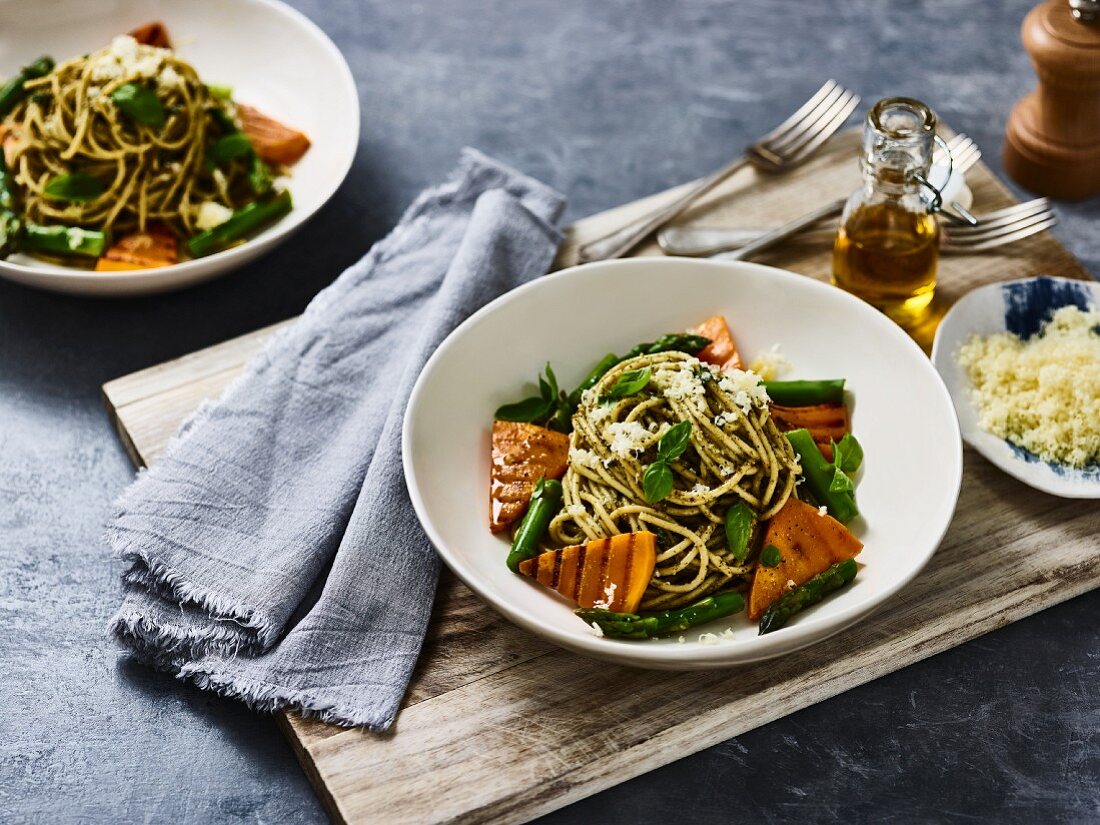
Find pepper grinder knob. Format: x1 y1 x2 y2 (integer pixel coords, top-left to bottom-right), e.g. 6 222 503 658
1003 0 1100 199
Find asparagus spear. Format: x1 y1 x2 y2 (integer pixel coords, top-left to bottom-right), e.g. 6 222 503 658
0 153 22 257
186 189 292 258
505 477 564 573
23 224 108 258
0 56 54 117
786 428 858 523
764 379 845 406
566 334 711 407
576 591 745 640
758 558 858 634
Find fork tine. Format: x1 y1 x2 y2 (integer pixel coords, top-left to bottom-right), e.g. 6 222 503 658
764 84 851 154
784 91 861 161
948 211 1054 245
948 199 1051 235
952 144 982 174
757 80 841 144
934 134 970 165
945 217 1057 252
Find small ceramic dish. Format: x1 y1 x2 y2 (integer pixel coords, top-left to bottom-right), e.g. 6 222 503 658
931 275 1100 499
0 0 358 296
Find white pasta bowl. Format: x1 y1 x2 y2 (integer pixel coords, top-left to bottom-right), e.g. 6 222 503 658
404 258 962 669
0 0 358 296
931 275 1100 499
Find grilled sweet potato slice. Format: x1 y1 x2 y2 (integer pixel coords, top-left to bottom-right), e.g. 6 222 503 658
490 420 569 533
100 224 179 269
748 497 862 620
770 402 850 461
519 532 656 613
129 22 172 48
237 104 311 166
694 314 742 371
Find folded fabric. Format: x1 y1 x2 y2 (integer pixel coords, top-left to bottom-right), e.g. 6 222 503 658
109 149 565 730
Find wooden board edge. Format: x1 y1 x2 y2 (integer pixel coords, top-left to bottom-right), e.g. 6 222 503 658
277 711 349 825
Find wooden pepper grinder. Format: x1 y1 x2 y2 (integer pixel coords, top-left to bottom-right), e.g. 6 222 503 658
1004 0 1100 199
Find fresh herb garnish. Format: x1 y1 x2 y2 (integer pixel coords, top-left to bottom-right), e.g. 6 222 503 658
43 173 105 202
760 544 783 568
602 366 651 402
827 433 863 495
111 82 167 127
642 421 693 503
494 362 572 433
724 501 755 564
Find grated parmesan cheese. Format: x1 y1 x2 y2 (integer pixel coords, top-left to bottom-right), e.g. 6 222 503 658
717 368 770 413
593 582 618 610
698 632 720 645
749 343 792 381
817 505 827 517
604 420 651 458
956 305 1100 468
569 447 602 470
589 622 604 638
195 201 233 231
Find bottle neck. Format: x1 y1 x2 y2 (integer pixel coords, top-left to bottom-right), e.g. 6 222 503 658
860 160 923 197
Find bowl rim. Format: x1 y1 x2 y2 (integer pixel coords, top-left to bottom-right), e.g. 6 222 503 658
402 257 964 667
0 0 360 286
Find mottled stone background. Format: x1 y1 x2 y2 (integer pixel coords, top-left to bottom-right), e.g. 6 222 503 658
1 1 1097 822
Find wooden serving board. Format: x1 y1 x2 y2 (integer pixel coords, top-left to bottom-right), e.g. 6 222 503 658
103 128 1100 825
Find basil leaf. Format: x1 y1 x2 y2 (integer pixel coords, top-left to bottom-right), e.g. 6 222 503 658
605 366 651 401
828 466 855 494
43 173 105 202
657 420 692 461
642 461 674 503
724 502 755 564
207 132 254 166
760 544 782 568
832 433 864 474
495 396 553 422
544 363 560 398
111 83 166 127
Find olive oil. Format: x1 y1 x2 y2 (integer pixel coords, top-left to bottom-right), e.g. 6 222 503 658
832 97 942 328
833 202 939 324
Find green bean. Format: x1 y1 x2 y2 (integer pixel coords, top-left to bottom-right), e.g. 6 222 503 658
0 56 54 118
765 379 845 406
23 224 108 258
186 189 292 258
505 478 563 573
0 153 22 257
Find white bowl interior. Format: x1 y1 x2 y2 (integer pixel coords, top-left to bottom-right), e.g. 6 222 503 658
404 258 962 669
0 0 358 295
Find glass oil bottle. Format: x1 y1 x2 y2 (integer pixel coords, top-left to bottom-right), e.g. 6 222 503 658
833 97 941 327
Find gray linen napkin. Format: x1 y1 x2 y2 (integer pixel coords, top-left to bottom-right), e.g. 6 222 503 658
109 149 565 729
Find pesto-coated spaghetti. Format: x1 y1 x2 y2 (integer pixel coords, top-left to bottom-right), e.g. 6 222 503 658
4 36 256 237
548 350 799 610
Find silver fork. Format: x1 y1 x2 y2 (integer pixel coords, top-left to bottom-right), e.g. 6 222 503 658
659 133 983 257
693 198 1055 260
575 80 860 264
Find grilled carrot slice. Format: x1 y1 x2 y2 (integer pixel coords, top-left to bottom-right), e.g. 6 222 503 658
519 532 657 613
236 104 311 166
748 497 862 620
490 420 569 533
100 224 179 269
770 402 850 461
694 314 742 371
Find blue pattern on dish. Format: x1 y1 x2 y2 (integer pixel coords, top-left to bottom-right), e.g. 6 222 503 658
1002 276 1094 339
1005 441 1100 480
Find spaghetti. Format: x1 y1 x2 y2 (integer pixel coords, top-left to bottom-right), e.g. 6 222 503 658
4 36 251 236
548 350 799 610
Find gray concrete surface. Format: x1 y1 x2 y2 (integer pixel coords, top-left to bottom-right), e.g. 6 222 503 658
1 1 1098 822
